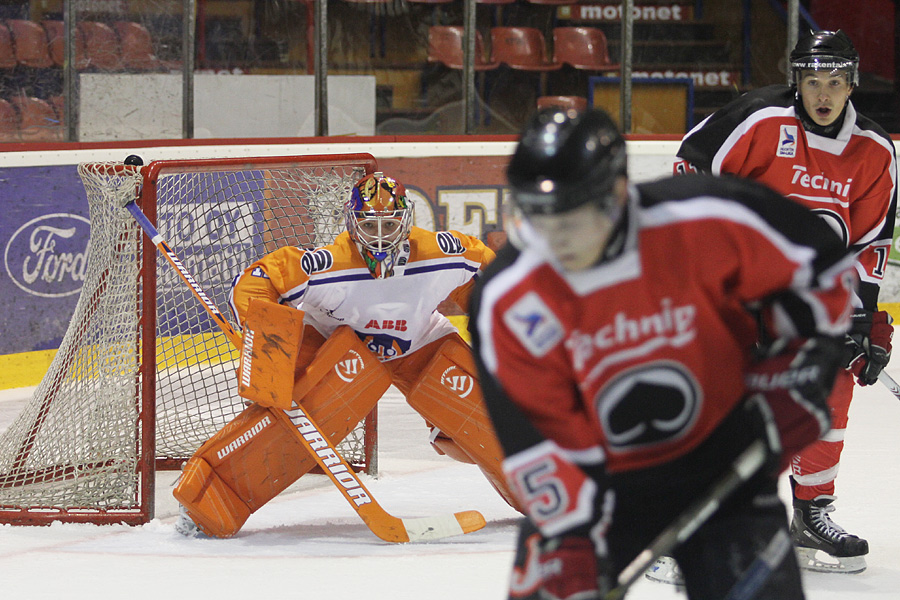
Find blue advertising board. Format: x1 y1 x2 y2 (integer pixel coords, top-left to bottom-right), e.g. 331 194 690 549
1 165 88 353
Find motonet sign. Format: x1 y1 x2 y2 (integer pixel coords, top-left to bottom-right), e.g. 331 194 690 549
559 4 692 22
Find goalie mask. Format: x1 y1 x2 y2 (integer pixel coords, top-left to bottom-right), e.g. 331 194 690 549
345 172 414 278
790 30 859 88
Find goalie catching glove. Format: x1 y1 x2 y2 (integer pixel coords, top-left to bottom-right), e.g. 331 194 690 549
844 309 893 386
743 336 844 473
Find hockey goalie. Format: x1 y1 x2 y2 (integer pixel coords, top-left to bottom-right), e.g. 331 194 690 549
173 172 519 538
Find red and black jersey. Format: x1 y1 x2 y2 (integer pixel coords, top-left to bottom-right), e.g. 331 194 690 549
471 175 855 475
675 85 897 310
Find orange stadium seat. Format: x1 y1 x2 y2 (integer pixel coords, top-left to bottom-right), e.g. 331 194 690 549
114 21 162 71
428 26 498 70
42 20 89 69
553 27 619 72
491 27 561 71
7 20 53 68
11 95 62 142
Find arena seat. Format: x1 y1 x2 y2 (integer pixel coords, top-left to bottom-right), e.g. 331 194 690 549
42 20 89 69
490 27 561 71
7 20 53 68
428 26 497 70
11 95 62 142
0 22 17 69
537 95 588 112
114 22 162 71
553 27 619 71
80 21 122 71
0 97 19 142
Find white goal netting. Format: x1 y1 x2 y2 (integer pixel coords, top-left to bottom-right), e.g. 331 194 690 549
0 155 376 524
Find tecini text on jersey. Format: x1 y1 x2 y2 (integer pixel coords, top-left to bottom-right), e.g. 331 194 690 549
791 165 852 199
566 298 697 372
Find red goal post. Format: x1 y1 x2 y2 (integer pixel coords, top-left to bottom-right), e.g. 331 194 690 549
0 153 378 525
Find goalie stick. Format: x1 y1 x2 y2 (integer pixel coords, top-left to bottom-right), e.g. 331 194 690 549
118 156 486 543
603 440 768 600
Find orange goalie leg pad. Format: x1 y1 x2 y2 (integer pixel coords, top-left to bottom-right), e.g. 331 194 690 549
174 326 392 537
404 334 523 513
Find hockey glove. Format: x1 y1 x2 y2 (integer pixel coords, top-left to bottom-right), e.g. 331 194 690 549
845 309 893 386
509 520 611 600
744 337 844 473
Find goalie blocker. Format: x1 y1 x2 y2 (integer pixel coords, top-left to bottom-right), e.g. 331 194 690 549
175 301 517 537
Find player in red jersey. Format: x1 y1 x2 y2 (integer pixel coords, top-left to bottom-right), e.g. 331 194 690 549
469 107 856 599
674 30 897 574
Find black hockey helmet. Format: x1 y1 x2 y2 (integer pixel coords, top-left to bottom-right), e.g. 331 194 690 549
790 30 859 87
507 108 627 216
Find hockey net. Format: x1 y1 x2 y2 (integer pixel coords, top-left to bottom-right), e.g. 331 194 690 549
0 154 378 525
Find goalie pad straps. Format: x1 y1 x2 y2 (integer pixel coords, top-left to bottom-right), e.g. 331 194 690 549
406 335 523 513
174 325 391 537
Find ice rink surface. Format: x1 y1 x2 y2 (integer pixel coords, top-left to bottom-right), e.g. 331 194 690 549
2 359 900 600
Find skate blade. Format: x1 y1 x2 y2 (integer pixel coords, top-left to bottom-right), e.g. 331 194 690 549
644 556 685 586
795 547 867 574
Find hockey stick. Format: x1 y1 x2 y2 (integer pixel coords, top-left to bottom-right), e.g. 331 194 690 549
603 440 768 600
119 158 486 543
877 370 900 400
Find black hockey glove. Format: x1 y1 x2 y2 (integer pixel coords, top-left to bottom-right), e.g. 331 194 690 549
744 336 844 473
845 309 893 386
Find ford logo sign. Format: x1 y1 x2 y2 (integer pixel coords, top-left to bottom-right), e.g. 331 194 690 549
4 213 91 298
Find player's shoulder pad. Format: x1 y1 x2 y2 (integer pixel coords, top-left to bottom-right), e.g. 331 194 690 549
853 108 895 149
287 232 359 277
410 226 488 258
636 174 846 254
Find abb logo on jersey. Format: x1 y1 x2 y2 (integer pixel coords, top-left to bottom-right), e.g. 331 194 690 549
335 349 364 382
441 366 475 398
364 319 408 331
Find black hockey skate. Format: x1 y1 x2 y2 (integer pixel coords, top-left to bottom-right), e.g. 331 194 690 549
791 494 868 574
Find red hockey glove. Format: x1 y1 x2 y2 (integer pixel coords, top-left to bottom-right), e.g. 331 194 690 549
744 337 844 472
538 536 605 600
509 521 611 600
845 309 893 386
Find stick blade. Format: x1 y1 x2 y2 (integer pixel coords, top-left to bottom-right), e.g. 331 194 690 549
401 510 487 542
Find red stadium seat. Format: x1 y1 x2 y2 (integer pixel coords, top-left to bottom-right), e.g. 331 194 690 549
537 95 588 112
0 22 18 69
42 20 89 69
11 95 62 142
114 21 162 71
490 27 561 71
553 27 619 71
79 21 122 71
0 97 19 142
428 26 497 70
7 20 53 68
48 95 65 128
